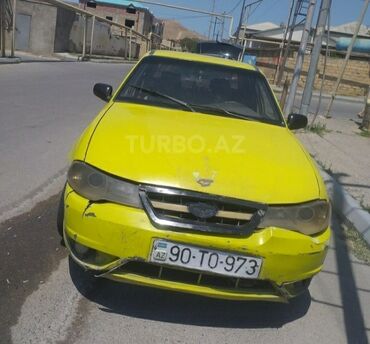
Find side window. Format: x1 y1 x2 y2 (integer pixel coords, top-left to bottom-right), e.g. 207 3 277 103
255 79 278 120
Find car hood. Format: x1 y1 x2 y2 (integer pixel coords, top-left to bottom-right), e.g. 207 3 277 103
84 102 320 204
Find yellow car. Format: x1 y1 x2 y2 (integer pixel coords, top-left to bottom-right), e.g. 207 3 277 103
59 50 331 302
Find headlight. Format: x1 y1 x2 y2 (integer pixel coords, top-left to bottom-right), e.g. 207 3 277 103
67 161 142 208
258 200 331 235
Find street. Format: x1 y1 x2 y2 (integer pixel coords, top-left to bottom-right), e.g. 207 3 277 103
1 62 369 344
0 62 132 222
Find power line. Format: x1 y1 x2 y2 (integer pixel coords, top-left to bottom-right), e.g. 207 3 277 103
227 0 244 14
248 0 264 17
164 14 211 21
249 0 281 22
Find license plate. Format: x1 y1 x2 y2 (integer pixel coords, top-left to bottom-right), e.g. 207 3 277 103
150 240 262 279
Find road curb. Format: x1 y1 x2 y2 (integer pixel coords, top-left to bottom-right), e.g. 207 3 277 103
0 57 21 64
1 56 138 64
320 168 370 245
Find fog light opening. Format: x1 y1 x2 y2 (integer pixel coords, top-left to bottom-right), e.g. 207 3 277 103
68 237 118 267
282 278 312 297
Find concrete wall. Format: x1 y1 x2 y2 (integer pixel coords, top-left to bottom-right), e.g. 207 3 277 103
4 0 154 58
68 15 140 58
79 3 155 36
6 0 57 55
258 54 370 97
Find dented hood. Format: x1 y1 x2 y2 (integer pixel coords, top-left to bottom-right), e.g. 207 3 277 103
84 102 320 204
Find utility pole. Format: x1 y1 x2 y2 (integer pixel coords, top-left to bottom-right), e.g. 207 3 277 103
236 0 247 43
81 14 87 60
89 15 95 57
274 0 295 83
220 13 225 40
212 16 219 40
0 0 6 57
324 0 369 118
361 86 370 131
300 0 332 116
11 0 16 57
208 0 216 39
240 6 251 58
284 0 317 115
276 0 302 85
239 0 263 60
276 0 315 86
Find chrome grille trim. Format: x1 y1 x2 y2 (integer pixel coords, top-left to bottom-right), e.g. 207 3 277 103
139 185 267 235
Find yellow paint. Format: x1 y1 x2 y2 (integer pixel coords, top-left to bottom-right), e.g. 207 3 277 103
65 50 331 301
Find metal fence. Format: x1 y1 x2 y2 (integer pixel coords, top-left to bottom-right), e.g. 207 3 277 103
45 0 169 60
2 0 171 60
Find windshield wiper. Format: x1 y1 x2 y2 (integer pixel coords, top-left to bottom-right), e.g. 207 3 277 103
190 104 251 121
127 84 195 112
190 104 276 124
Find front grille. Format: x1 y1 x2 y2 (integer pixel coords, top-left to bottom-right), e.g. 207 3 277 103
116 261 275 293
139 185 266 235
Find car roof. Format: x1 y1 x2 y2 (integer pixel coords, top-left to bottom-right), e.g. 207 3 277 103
148 50 258 72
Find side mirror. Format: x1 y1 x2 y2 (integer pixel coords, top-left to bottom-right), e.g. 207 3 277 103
287 113 308 130
93 83 113 102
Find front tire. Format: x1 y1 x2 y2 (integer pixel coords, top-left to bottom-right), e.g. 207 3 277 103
57 185 66 237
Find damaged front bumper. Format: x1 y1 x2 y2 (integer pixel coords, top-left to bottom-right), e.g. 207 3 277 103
63 184 330 302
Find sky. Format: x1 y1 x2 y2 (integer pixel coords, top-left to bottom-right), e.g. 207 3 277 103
125 0 370 38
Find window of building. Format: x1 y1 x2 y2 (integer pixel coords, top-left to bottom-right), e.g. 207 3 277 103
126 4 137 14
86 0 96 8
125 19 135 28
106 16 113 21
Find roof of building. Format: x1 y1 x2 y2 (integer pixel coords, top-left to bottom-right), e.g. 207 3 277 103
244 21 369 37
241 21 370 44
243 22 280 31
96 0 147 9
149 50 257 71
331 22 369 36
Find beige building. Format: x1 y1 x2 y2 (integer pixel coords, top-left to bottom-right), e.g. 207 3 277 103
78 0 164 39
3 0 163 58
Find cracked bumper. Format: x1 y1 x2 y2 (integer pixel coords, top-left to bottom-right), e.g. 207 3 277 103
64 184 330 301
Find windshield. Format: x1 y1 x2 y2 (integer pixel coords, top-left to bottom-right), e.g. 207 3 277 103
196 42 242 60
116 56 284 126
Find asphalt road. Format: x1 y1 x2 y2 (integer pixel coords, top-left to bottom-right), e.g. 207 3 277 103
1 197 369 344
292 93 364 118
0 61 369 344
0 62 132 222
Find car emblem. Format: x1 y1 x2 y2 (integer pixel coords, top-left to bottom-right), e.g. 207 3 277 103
188 202 218 219
193 171 216 187
197 178 213 187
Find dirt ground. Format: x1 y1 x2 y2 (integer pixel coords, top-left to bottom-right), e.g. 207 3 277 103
297 115 370 210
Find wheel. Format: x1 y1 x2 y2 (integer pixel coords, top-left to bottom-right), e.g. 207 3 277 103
57 184 66 237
